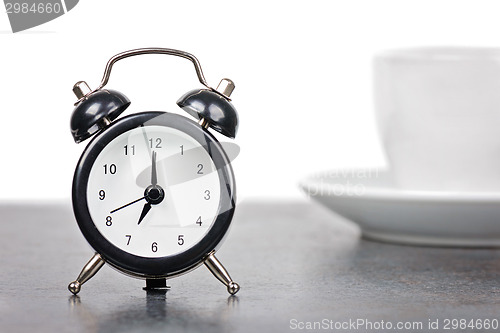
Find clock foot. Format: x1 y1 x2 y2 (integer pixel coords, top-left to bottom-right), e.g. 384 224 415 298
204 253 240 295
68 253 105 295
143 278 170 291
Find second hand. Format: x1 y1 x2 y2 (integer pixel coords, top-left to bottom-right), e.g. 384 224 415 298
110 196 146 214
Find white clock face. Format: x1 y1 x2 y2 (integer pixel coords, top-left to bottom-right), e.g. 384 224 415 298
86 125 221 258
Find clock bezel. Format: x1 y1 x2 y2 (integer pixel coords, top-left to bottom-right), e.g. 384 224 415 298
72 111 236 278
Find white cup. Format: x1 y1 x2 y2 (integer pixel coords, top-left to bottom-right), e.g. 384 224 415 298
374 47 500 191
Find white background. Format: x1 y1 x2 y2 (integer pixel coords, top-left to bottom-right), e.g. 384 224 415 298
1 0 500 201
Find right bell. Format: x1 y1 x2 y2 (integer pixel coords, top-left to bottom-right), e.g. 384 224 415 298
177 79 238 139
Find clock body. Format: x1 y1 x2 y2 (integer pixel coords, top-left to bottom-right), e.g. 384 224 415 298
72 111 236 278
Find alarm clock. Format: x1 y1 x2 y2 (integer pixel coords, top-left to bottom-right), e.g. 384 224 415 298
67 48 240 295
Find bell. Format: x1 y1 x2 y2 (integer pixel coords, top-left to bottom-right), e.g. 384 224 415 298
70 82 130 143
177 79 238 139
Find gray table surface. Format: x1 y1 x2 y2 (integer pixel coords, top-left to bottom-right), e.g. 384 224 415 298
0 200 499 333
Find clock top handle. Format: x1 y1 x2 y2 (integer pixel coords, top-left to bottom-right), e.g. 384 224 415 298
95 48 211 91
70 48 238 143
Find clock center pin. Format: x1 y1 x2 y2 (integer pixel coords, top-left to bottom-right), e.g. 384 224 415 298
144 185 165 205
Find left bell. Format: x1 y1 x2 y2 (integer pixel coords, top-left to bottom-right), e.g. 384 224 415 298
70 81 130 143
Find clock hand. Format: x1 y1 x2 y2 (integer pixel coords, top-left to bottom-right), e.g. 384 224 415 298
110 196 146 214
137 151 163 225
137 203 152 225
151 150 157 186
109 152 158 216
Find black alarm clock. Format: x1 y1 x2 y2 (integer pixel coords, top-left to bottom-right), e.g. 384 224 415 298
67 48 240 295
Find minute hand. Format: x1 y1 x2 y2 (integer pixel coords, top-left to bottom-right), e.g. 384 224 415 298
151 151 157 186
138 151 159 225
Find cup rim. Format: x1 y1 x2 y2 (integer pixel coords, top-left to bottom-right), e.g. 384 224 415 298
375 46 500 62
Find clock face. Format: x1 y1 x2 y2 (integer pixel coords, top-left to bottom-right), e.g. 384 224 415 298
73 112 235 276
86 124 221 258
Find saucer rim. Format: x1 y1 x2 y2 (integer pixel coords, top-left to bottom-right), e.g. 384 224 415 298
300 169 500 203
299 169 500 247
362 229 500 248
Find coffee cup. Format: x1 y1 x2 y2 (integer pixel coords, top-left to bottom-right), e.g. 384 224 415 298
374 47 500 191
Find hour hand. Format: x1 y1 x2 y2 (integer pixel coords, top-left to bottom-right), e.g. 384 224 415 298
138 203 152 225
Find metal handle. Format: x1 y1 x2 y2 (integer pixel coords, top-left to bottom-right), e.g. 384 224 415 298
95 48 210 91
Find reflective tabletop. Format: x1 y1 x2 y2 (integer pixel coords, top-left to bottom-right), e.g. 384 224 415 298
0 201 498 332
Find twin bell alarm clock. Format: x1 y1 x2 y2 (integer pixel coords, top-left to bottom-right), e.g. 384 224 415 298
67 48 240 295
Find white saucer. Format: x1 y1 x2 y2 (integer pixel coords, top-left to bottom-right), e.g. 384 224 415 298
299 169 500 247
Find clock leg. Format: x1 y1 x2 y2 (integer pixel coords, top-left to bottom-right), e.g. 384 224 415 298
68 253 105 295
143 278 170 291
204 253 240 295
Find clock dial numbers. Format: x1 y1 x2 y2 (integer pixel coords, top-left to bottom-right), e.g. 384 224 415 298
124 144 135 156
86 125 221 258
197 164 204 174
103 164 117 175
149 137 162 149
